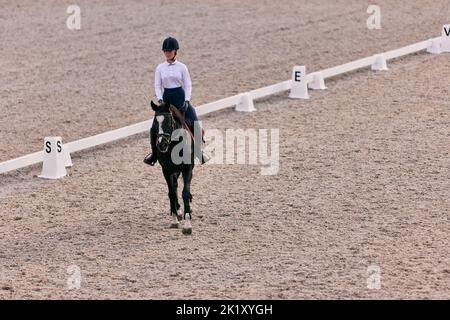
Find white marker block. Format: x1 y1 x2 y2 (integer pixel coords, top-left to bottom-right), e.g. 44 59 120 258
308 72 327 90
371 54 388 71
441 24 450 52
235 92 256 112
289 66 309 99
39 137 67 179
427 38 442 54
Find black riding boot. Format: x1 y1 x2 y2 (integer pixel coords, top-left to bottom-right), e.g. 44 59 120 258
143 128 158 166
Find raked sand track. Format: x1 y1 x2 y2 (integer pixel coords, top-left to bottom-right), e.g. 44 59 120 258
0 0 449 299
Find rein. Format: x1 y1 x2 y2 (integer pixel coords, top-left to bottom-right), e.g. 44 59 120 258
169 105 195 142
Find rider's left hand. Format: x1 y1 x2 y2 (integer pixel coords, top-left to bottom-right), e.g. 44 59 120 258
182 100 190 113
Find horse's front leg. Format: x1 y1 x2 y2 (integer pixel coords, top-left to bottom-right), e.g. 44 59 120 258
173 172 183 222
163 170 179 228
181 168 193 235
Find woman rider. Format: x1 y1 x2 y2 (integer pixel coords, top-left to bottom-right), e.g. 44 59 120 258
144 37 208 166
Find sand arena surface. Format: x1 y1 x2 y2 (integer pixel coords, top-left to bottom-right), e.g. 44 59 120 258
0 1 449 299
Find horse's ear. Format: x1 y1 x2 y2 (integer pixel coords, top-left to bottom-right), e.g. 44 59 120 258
150 100 158 111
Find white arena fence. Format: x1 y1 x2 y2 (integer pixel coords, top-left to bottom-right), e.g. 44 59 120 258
0 31 448 176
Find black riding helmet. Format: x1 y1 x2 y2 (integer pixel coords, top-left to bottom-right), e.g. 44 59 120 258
162 37 179 51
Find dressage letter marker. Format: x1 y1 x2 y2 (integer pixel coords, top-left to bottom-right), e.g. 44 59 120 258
39 137 67 179
442 24 450 52
289 66 309 99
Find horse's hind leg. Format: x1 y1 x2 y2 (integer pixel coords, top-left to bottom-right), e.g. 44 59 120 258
181 168 193 235
163 170 179 228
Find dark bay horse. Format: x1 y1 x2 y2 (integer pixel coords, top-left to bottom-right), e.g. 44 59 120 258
150 100 195 235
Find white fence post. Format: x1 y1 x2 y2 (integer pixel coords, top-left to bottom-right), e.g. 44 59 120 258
427 38 442 54
372 54 388 71
235 92 256 112
308 72 327 90
64 144 73 167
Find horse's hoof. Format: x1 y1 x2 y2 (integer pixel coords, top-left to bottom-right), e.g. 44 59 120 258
177 214 183 222
182 227 192 235
170 223 179 229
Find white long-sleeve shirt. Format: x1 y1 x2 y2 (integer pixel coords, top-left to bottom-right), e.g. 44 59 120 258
154 60 192 101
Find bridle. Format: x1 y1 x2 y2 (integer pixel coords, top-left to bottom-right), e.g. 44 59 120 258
156 110 176 153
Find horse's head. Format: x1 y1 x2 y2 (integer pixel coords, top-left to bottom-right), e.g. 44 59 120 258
150 100 178 153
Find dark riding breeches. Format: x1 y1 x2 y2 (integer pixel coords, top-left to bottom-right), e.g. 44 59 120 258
151 86 201 137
